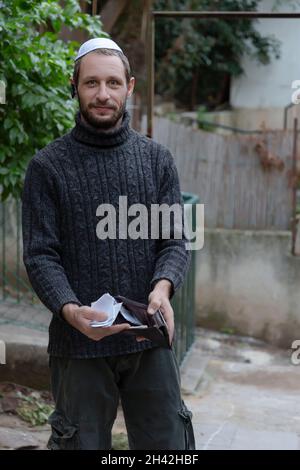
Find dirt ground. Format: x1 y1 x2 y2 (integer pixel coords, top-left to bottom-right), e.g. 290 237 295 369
0 382 128 450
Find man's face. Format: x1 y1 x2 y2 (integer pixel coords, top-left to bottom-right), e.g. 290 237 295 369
76 53 135 130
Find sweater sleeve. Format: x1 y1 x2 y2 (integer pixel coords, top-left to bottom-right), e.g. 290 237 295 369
150 148 191 298
21 157 82 317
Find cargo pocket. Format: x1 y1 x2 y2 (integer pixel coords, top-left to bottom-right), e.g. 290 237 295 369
178 401 196 450
47 410 79 450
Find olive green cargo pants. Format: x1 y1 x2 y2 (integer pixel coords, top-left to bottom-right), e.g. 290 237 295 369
47 346 195 450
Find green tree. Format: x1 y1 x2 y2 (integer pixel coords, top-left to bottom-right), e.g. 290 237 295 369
0 0 107 200
154 0 284 110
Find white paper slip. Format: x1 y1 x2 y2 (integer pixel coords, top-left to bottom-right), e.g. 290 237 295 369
128 325 148 329
90 293 123 328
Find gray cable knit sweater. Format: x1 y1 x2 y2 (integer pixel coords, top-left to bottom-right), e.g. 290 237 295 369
21 111 191 358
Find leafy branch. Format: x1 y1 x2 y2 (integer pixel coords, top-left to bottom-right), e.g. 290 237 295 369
0 0 107 200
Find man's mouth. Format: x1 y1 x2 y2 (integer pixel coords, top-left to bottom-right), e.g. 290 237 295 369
92 106 114 111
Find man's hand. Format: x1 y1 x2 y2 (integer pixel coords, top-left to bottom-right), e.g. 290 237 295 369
137 279 174 347
61 303 130 341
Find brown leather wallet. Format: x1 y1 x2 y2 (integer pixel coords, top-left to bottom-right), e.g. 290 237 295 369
114 295 171 349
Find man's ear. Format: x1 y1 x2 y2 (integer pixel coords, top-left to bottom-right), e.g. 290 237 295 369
70 79 77 99
127 77 135 98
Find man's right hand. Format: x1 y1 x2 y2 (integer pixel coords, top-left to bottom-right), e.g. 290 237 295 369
61 303 131 341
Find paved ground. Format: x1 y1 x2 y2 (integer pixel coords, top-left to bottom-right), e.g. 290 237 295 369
0 317 299 450
0 298 49 331
181 329 300 450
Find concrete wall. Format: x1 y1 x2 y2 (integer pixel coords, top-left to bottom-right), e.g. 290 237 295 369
196 229 300 347
230 0 300 109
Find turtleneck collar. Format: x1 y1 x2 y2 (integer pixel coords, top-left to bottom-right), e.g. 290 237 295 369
71 110 131 148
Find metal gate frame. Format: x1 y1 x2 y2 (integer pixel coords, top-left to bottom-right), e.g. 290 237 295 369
146 9 300 255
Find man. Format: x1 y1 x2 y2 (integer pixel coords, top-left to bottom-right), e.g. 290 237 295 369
22 37 195 450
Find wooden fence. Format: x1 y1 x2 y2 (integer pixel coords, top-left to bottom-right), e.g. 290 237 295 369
148 117 296 230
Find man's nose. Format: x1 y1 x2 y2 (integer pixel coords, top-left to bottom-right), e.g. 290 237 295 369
95 83 110 101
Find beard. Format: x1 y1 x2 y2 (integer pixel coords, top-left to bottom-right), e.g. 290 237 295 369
78 97 127 130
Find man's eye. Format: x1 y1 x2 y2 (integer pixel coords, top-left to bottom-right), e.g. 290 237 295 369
109 80 119 86
87 80 97 86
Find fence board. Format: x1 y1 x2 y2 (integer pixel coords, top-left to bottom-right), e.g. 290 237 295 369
150 117 295 230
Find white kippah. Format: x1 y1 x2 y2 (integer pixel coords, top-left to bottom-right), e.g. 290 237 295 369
75 38 123 61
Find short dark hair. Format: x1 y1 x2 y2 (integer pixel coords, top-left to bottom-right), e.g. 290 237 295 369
73 48 131 87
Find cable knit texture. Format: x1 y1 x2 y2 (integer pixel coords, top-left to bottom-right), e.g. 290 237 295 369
21 111 191 358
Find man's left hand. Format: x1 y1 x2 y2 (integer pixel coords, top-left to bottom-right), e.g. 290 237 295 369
136 279 174 346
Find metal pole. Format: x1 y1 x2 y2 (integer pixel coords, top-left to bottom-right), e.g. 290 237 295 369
92 0 97 16
292 118 298 255
284 103 294 130
147 11 155 138
153 11 300 18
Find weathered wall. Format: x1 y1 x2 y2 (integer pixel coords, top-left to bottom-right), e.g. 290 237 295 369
230 0 300 109
196 229 300 347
